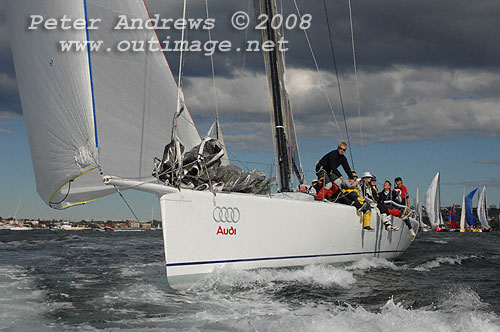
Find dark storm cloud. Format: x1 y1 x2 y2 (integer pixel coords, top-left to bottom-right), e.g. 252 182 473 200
0 0 21 117
2 0 500 143
146 0 500 78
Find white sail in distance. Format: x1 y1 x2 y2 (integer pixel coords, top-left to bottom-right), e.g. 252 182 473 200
8 0 201 208
424 172 441 228
460 186 466 231
477 186 490 229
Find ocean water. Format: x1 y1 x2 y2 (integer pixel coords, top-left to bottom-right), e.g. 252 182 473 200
1 230 499 331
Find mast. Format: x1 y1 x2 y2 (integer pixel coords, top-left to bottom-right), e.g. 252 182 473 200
254 0 305 192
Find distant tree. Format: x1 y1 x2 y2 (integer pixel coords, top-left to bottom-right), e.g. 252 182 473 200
490 204 497 209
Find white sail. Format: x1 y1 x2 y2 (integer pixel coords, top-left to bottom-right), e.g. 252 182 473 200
477 186 490 229
460 187 466 231
415 186 425 227
424 172 440 227
8 0 200 208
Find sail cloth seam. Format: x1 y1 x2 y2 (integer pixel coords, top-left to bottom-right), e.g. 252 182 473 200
347 0 365 172
322 0 355 170
84 0 98 148
291 0 344 142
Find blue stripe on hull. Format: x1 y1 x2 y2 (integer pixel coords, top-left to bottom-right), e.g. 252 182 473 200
166 250 404 267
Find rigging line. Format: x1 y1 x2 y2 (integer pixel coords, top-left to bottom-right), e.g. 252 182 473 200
172 0 188 141
322 0 355 170
226 149 251 171
241 0 252 71
291 0 344 143
114 186 141 224
348 0 366 172
236 0 253 132
205 0 220 120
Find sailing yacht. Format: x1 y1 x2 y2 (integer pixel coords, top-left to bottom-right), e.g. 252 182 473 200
477 186 491 232
462 188 480 232
8 0 418 288
424 172 447 231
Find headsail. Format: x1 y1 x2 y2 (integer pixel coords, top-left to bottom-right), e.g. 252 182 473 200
465 188 478 226
8 0 200 208
477 186 490 229
424 172 441 228
253 0 305 191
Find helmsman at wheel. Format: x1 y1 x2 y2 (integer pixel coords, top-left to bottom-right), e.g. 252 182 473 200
315 141 354 189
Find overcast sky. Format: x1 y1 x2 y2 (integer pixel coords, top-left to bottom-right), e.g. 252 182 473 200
1 0 499 219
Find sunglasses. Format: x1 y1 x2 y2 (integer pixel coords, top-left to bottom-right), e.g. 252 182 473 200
338 147 346 152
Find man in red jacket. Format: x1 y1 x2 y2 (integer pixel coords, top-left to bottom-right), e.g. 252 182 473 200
394 177 409 207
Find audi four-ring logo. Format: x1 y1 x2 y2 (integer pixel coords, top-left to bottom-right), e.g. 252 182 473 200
213 207 240 223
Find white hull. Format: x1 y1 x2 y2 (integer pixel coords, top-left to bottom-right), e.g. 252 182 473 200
160 190 417 288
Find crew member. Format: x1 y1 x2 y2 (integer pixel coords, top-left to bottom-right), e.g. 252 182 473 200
315 142 354 190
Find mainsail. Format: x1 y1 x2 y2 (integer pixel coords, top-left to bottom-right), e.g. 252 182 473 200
424 172 441 228
8 0 200 208
477 186 490 229
465 188 478 226
254 0 305 191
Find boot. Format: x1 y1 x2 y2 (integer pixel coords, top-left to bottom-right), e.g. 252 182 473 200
382 214 399 231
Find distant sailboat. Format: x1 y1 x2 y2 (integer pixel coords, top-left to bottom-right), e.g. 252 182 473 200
415 186 427 229
425 172 446 231
459 187 466 232
477 186 491 231
9 196 32 231
464 188 479 232
448 203 460 230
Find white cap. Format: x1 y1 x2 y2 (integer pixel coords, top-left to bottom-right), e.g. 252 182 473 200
362 171 373 178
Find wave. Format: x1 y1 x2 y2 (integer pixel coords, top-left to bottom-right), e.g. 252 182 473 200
413 255 476 272
193 264 358 290
141 290 499 332
344 258 401 272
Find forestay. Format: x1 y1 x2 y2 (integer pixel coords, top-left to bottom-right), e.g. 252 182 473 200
8 0 200 208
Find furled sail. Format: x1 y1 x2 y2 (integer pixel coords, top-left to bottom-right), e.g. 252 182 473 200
477 186 490 229
424 172 441 227
253 0 305 191
8 0 200 208
465 188 478 226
